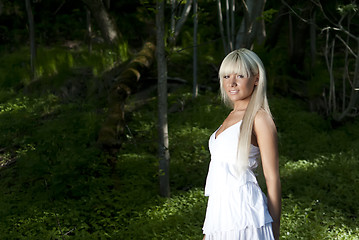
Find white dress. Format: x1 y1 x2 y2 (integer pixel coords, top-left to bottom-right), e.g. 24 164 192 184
203 120 274 240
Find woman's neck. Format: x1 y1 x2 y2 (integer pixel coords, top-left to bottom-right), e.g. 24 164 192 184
233 99 250 112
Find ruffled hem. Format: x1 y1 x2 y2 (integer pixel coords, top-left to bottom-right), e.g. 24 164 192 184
203 181 273 234
204 223 274 240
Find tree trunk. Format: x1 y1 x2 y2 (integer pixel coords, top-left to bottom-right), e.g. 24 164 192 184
170 0 176 44
289 16 308 72
171 0 192 45
225 0 232 51
97 42 155 154
25 0 36 80
156 0 170 198
82 0 120 45
336 40 359 121
310 10 316 68
264 4 288 49
0 0 3 16
86 7 92 53
230 0 235 46
104 0 110 9
217 0 228 53
235 0 266 49
193 0 198 98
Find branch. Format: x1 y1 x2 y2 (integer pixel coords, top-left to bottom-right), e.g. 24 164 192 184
281 0 313 25
174 0 193 39
335 35 357 58
283 0 359 41
310 0 358 41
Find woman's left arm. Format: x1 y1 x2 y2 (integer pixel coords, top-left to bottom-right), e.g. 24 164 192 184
254 111 281 240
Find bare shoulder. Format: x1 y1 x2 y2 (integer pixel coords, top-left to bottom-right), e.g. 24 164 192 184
253 109 277 135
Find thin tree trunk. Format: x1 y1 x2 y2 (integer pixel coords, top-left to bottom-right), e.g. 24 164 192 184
170 0 176 44
193 0 198 98
86 7 92 53
230 0 235 46
82 0 120 45
225 0 232 51
0 0 3 16
337 40 359 121
25 0 36 80
173 0 192 42
342 16 351 112
288 13 293 58
217 0 227 53
310 11 316 68
104 0 110 9
324 29 336 114
330 38 336 113
264 4 288 49
156 0 170 198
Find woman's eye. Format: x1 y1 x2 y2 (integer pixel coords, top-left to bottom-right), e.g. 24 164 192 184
237 75 244 78
224 75 230 79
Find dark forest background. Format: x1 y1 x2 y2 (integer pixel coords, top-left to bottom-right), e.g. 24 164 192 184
0 0 358 239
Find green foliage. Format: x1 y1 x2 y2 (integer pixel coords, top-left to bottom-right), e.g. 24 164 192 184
337 3 358 15
0 47 30 88
280 152 359 240
261 8 279 23
0 43 128 91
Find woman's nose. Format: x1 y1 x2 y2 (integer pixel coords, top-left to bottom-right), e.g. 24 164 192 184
229 76 237 86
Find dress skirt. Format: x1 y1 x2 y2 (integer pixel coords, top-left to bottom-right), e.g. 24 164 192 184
203 180 274 240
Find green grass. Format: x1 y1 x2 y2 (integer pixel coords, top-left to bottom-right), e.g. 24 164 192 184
0 46 358 239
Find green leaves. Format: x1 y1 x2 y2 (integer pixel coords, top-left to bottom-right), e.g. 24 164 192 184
337 3 358 15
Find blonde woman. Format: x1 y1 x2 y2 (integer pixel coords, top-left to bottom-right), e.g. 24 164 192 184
202 49 281 240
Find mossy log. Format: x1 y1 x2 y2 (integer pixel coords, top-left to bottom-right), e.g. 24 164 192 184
97 41 155 154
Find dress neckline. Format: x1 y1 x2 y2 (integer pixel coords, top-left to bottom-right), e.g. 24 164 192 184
214 120 242 140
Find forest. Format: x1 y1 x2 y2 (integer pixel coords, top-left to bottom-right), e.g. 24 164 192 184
0 0 359 239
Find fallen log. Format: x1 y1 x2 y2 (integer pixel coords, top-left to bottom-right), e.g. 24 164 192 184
97 41 156 155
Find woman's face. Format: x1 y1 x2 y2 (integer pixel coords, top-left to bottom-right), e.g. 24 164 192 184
222 73 258 104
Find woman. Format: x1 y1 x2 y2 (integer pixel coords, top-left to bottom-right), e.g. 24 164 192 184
202 49 281 240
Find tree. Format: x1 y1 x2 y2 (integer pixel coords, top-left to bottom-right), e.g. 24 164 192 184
82 0 120 45
217 0 267 53
156 0 170 198
169 0 193 46
25 0 36 80
193 0 198 98
320 2 359 121
283 0 359 121
86 7 92 53
0 0 3 16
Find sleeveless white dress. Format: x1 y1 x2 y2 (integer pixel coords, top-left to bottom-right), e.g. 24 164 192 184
202 120 274 240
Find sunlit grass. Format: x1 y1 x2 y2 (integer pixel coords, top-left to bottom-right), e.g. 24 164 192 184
0 42 130 89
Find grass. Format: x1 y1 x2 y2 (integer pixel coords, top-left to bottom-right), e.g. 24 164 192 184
0 46 358 239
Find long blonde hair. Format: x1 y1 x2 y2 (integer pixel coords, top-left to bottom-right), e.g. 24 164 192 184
218 48 271 176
